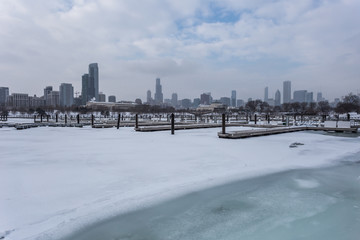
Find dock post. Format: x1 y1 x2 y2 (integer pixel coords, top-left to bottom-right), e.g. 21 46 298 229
227 115 229 123
246 114 249 122
286 116 289 126
34 115 36 123
171 113 175 135
40 114 43 123
347 113 350 121
135 114 138 129
222 113 226 134
91 114 94 126
47 115 49 122
322 115 326 122
268 115 270 124
65 114 67 125
254 114 257 125
117 114 120 129
56 114 58 123
77 114 80 124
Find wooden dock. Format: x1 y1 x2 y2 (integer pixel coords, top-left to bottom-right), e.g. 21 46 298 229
135 123 254 132
218 126 358 139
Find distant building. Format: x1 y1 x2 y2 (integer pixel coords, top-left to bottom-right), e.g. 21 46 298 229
43 86 52 105
275 90 281 106
220 97 231 107
48 91 60 107
193 98 200 108
81 74 91 105
171 93 178 108
29 95 45 108
89 63 99 101
283 81 291 103
135 98 142 105
181 99 191 109
146 90 152 104
0 87 9 105
237 99 245 107
317 92 323 102
108 95 116 103
59 83 74 107
231 90 236 107
306 92 313 103
98 92 106 102
293 90 307 103
7 93 29 108
154 78 163 104
200 93 211 105
264 87 269 102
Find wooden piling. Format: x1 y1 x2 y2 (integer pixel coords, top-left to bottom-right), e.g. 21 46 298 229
267 114 270 124
171 113 175 135
135 114 138 129
56 114 58 123
117 114 120 129
47 115 49 122
77 114 80 124
91 114 94 126
222 113 226 134
254 114 257 125
40 114 43 122
65 114 67 124
34 115 36 123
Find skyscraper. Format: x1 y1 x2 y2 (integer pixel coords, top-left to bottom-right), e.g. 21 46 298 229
0 87 9 105
317 92 323 102
146 90 152 104
264 87 269 102
108 95 116 103
43 86 52 105
231 90 236 107
81 74 90 105
293 90 307 103
306 92 313 103
275 90 281 106
59 83 74 107
154 78 163 104
283 81 291 104
171 93 178 107
89 63 99 101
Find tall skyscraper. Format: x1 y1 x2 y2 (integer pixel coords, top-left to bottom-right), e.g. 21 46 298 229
171 93 178 107
81 74 90 105
154 78 163 104
275 90 281 106
59 83 74 107
306 92 313 103
283 81 291 104
200 93 211 105
0 87 9 105
231 90 236 107
89 63 99 101
264 87 269 102
146 90 152 104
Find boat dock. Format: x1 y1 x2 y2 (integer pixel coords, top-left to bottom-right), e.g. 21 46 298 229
218 126 358 139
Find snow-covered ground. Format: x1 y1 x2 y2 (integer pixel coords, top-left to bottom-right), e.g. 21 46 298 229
0 125 359 240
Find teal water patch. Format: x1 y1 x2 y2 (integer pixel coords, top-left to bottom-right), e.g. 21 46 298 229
61 161 360 240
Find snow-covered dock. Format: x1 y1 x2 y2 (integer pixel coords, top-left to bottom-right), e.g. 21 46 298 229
218 126 358 139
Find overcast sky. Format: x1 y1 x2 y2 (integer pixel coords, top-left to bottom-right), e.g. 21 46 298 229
1 0 359 102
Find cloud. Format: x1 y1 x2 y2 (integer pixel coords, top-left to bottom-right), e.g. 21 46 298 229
0 0 359 101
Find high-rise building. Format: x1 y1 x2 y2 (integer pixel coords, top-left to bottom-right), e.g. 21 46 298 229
231 90 237 107
89 63 99 101
193 98 200 108
59 83 74 107
317 92 323 102
237 99 245 107
48 91 60 107
43 86 52 105
98 92 106 102
306 92 313 103
264 87 269 102
200 93 211 105
146 90 152 104
181 99 192 109
108 95 116 103
82 74 89 105
154 78 163 104
171 93 178 108
293 90 307 103
220 97 231 107
283 81 291 104
0 87 9 105
7 93 29 108
275 90 281 106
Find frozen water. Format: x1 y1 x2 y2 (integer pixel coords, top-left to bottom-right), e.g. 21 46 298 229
62 162 360 240
1 125 360 240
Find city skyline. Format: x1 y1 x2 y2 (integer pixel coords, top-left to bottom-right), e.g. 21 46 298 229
1 0 359 101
